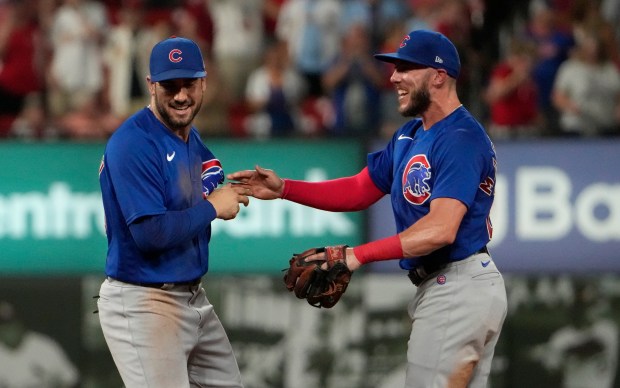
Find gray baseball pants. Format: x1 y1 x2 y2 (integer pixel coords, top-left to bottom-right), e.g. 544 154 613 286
98 278 243 388
405 252 507 388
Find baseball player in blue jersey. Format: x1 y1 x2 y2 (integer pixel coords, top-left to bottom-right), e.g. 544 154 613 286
229 30 507 387
98 37 248 388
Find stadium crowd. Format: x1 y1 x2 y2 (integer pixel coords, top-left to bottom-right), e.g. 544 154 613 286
0 0 618 141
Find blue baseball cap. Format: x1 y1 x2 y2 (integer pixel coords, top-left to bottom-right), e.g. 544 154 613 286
374 30 461 79
149 36 206 82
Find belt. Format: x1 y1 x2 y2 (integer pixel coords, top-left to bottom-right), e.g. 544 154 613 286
407 246 489 287
108 277 201 290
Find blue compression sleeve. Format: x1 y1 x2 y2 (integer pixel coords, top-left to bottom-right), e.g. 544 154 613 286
129 200 217 252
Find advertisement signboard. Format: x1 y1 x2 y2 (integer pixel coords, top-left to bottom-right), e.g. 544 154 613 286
0 140 365 275
2 139 618 275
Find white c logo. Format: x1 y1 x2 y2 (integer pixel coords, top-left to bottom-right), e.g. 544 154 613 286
169 49 182 63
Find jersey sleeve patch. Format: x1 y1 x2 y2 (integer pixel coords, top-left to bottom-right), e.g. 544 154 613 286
202 159 224 197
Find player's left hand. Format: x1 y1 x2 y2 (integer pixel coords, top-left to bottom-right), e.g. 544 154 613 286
283 245 354 308
207 184 250 220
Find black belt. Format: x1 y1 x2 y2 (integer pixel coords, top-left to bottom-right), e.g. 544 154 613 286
407 246 488 287
108 277 201 290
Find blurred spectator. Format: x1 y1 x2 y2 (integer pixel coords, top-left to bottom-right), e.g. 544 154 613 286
322 23 383 137
600 0 620 49
9 93 47 139
263 0 286 40
3 0 615 141
376 21 409 138
103 2 162 120
435 0 473 49
0 0 43 138
192 56 231 137
370 0 410 50
276 0 342 97
0 300 80 388
570 0 619 67
435 0 478 111
47 0 109 137
183 0 215 57
210 0 265 104
473 0 525 70
54 99 123 139
36 0 57 33
552 30 620 137
172 2 209 55
340 0 372 33
524 0 575 136
245 39 308 138
341 0 407 53
406 0 440 32
483 37 541 140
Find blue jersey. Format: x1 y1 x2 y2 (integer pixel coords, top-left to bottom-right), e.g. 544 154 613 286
367 106 496 270
99 107 224 283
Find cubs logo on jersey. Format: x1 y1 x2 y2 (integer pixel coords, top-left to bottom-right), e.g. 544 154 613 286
201 159 223 198
402 154 432 205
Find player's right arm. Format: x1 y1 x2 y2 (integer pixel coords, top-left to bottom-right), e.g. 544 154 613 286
104 128 249 253
127 185 249 252
227 165 385 212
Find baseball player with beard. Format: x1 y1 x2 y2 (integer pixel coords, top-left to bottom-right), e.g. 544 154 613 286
98 37 248 388
229 30 507 387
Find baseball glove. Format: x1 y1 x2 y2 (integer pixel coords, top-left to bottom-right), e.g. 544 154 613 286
283 245 352 308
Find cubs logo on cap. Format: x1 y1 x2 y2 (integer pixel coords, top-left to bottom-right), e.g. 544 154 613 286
374 29 461 79
149 36 206 82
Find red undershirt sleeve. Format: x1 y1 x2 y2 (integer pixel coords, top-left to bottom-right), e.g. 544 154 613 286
280 167 385 212
281 167 403 264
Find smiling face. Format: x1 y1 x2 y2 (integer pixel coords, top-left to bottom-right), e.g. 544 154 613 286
148 77 205 133
389 61 433 118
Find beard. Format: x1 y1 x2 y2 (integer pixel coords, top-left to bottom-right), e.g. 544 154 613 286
154 94 203 131
400 83 431 118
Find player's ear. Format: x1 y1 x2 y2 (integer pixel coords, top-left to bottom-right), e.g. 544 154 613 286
146 76 156 95
433 69 448 84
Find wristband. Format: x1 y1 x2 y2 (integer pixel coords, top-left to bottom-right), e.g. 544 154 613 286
353 235 404 264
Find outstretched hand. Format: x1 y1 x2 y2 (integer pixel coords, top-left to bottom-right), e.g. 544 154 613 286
227 165 284 200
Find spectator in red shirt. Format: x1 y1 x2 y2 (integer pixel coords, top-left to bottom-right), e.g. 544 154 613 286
0 1 42 137
484 38 541 140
